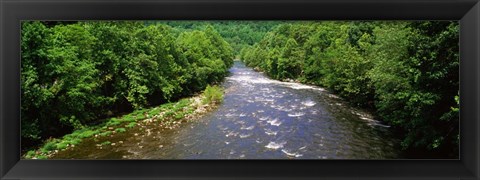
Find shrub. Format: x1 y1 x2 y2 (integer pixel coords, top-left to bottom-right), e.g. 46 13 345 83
41 139 60 152
115 128 126 133
25 150 36 159
202 85 224 104
126 122 136 128
55 142 69 150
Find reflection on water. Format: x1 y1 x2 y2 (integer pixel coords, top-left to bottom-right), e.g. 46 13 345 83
53 61 401 159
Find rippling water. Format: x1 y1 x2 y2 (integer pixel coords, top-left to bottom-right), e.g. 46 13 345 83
53 61 402 159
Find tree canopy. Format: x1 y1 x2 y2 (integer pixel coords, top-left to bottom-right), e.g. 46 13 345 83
21 21 234 149
240 21 459 158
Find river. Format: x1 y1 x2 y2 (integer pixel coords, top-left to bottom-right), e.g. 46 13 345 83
52 61 402 159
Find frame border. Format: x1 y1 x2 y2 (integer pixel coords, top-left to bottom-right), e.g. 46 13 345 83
1 0 479 179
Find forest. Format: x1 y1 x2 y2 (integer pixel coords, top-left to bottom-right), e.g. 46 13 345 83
21 21 235 152
240 21 459 157
21 21 459 158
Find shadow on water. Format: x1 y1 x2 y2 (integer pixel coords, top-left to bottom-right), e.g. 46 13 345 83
53 61 402 159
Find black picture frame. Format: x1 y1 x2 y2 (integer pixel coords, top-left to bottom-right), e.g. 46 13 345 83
1 0 479 179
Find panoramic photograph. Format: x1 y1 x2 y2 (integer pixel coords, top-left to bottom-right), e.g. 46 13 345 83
20 21 459 159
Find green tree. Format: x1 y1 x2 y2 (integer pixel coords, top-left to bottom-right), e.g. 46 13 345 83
21 21 235 152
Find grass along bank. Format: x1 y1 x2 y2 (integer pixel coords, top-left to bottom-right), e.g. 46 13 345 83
24 85 224 159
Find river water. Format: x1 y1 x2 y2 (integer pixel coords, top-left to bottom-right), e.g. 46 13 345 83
53 61 402 159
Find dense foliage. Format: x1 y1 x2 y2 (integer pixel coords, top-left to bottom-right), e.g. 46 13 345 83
21 21 234 150
241 21 459 158
25 85 223 159
152 21 281 56
202 85 224 105
22 21 459 158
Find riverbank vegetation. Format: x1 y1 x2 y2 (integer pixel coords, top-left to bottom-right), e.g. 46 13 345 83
22 21 459 158
203 85 224 105
24 87 224 159
240 21 459 158
21 21 233 154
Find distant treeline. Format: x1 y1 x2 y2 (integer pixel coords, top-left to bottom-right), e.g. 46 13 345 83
149 21 282 56
21 21 234 149
240 21 459 158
